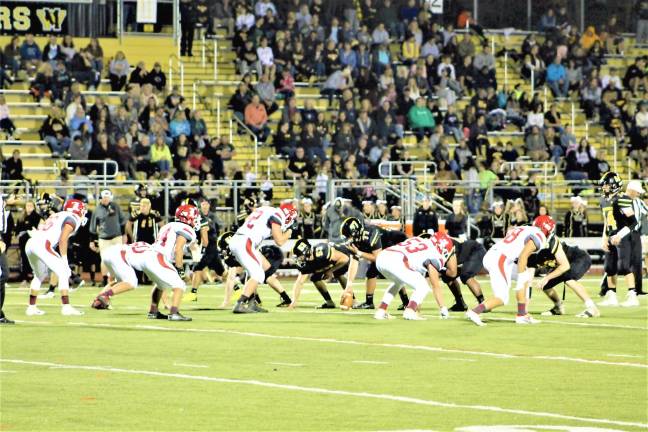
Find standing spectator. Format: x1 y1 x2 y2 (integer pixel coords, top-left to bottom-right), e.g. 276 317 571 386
109 51 129 91
180 0 196 56
0 95 16 139
89 189 126 287
564 196 588 237
244 94 270 142
413 196 439 235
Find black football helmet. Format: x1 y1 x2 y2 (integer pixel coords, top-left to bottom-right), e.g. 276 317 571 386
217 231 234 252
292 238 312 265
418 232 433 239
600 171 623 197
340 217 363 240
36 193 55 217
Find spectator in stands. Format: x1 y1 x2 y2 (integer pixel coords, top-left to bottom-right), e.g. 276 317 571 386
179 0 196 56
244 94 270 143
256 37 275 76
546 58 569 98
400 34 420 66
51 60 71 101
109 51 129 91
71 49 99 89
473 45 495 72
85 38 104 75
408 97 435 142
256 71 278 115
525 126 549 161
211 0 234 34
134 134 153 176
581 77 602 120
287 146 316 197
468 114 488 157
40 106 70 157
169 111 191 140
68 135 92 166
42 35 64 67
151 135 172 175
228 82 252 123
277 68 295 98
129 61 148 86
69 106 93 137
4 149 23 180
321 67 352 103
20 34 41 73
3 36 21 79
539 8 557 33
89 132 112 172
564 138 589 180
0 95 16 139
446 199 468 239
505 198 528 229
456 9 486 42
30 63 54 102
638 0 648 44
564 196 588 237
623 57 646 96
580 26 600 51
113 136 136 178
147 62 166 92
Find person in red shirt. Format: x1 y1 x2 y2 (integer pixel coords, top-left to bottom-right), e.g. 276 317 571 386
244 94 270 142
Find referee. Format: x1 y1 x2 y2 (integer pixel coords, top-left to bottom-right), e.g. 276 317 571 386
627 181 647 296
89 190 126 287
0 193 14 324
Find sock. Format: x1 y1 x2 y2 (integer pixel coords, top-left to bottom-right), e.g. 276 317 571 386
366 293 374 305
448 282 465 304
472 303 487 314
517 302 527 316
609 287 617 293
629 288 637 294
476 294 485 303
379 302 389 310
102 275 108 285
238 294 249 304
90 271 95 282
149 304 158 314
170 306 178 314
47 284 55 293
316 286 332 302
398 290 409 306
104 289 114 297
254 293 262 303
406 300 418 310
554 299 563 307
61 295 70 305
191 287 198 294
29 295 37 305
584 299 595 308
280 291 291 303
0 282 5 315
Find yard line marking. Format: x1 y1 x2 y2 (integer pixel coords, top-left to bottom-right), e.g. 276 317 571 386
11 320 53 325
267 362 304 367
62 322 648 369
173 362 209 368
2 358 646 430
607 354 642 358
438 357 477 363
0 370 17 373
352 360 389 365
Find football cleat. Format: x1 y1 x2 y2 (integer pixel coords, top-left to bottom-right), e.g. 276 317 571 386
61 305 84 316
91 295 111 310
403 308 426 320
316 301 336 309
373 309 395 320
576 306 601 318
598 290 619 306
397 303 406 311
248 299 268 313
0 316 15 324
465 310 486 326
232 301 254 314
352 302 375 310
276 299 291 308
541 304 565 316
620 291 640 307
515 314 541 324
449 302 468 312
26 305 45 316
183 292 198 302
37 291 55 299
147 311 168 320
168 312 192 321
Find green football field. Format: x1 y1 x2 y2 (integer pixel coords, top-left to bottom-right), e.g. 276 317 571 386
1 277 647 432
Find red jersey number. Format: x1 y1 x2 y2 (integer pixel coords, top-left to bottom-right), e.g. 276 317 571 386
400 238 429 254
503 227 525 244
246 210 263 229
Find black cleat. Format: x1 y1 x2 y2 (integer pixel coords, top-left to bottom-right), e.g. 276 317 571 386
316 301 336 309
233 301 256 314
147 311 168 320
276 299 291 307
168 312 192 321
0 316 15 324
352 302 375 310
449 302 468 312
397 303 406 311
249 299 268 313
636 290 647 297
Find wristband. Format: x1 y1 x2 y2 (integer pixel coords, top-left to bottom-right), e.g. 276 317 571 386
617 227 631 239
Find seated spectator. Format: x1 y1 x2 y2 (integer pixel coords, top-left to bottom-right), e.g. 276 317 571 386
0 95 17 139
256 37 275 76
255 71 278 115
150 135 172 175
89 132 112 172
244 94 270 142
228 82 252 122
400 34 420 66
525 126 549 161
147 62 166 92
407 97 436 142
40 106 70 157
134 134 153 175
20 34 41 73
42 35 65 67
273 121 295 156
4 149 23 180
277 68 295 98
112 136 136 178
287 146 316 195
129 61 148 86
546 58 569 98
580 78 602 119
169 111 191 140
109 51 129 91
580 26 600 51
628 126 647 163
52 61 71 101
539 8 557 33
473 45 495 72
69 107 93 136
321 67 352 104
68 135 92 165
502 141 519 162
85 38 104 74
3 36 21 79
30 63 54 102
468 114 489 156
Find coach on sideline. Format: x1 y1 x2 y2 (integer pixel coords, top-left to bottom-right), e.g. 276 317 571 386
89 190 126 287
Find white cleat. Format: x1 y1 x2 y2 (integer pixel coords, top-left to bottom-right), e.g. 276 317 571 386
373 309 395 320
598 290 619 306
465 309 486 326
26 305 46 316
576 306 601 318
61 305 84 316
515 314 541 324
403 308 426 320
37 291 55 299
620 291 640 307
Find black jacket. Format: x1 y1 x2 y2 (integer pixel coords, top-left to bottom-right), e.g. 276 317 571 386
413 207 439 235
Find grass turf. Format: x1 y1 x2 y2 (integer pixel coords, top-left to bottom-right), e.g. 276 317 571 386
1 278 647 432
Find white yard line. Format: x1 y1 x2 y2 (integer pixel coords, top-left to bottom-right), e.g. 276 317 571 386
438 357 477 363
57 321 648 369
173 362 209 368
267 362 304 367
1 358 646 430
352 360 389 365
0 370 17 373
607 354 642 358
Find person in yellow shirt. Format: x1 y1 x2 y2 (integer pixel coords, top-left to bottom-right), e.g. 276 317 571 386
401 35 420 65
150 135 172 174
581 26 600 51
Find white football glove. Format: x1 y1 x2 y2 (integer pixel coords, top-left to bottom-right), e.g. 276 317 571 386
440 306 449 319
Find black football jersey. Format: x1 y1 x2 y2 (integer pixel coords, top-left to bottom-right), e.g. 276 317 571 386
299 243 339 275
611 194 636 234
528 235 584 271
600 196 616 236
351 226 382 253
380 229 407 248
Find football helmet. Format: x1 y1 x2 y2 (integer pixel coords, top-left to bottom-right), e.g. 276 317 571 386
280 202 298 227
431 232 455 262
340 217 363 240
533 215 556 238
418 232 433 239
599 171 623 197
63 199 88 226
175 204 201 230
292 238 312 265
217 231 234 252
36 193 55 217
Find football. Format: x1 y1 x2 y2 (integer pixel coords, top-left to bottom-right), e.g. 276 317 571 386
340 292 354 310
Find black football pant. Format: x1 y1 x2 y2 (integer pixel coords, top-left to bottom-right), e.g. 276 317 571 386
0 252 8 318
629 232 643 293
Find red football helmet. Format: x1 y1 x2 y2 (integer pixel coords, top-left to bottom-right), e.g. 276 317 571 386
63 199 87 218
431 231 454 262
176 204 201 230
280 202 297 226
533 215 556 237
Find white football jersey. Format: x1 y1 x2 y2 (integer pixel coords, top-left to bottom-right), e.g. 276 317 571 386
31 211 81 248
491 226 546 259
120 241 157 271
384 237 445 274
153 221 197 264
235 206 285 246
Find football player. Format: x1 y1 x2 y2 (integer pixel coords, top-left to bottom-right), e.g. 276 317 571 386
466 216 554 326
25 199 87 316
92 204 201 321
600 174 642 307
338 217 410 311
217 231 292 309
373 232 453 320
289 238 350 309
598 172 622 301
527 234 600 318
230 203 296 314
